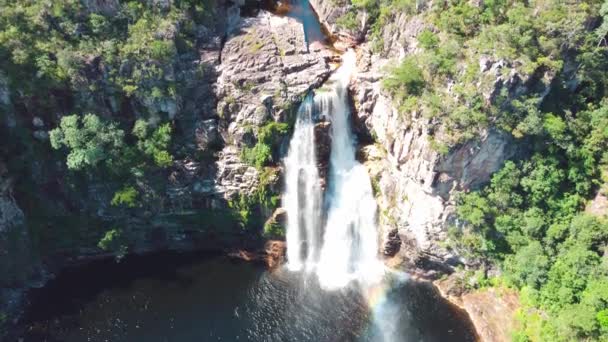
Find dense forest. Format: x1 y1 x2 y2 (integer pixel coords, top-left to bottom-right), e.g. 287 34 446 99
354 0 608 340
2 0 608 340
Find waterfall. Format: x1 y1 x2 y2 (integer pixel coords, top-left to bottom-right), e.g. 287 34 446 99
284 94 322 271
284 50 383 289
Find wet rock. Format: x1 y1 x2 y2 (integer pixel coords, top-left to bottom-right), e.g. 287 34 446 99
264 240 286 268
308 0 366 44
267 207 287 227
314 121 331 189
214 146 260 199
195 119 222 151
383 228 401 257
32 117 44 128
217 11 332 127
215 10 335 201
228 240 286 269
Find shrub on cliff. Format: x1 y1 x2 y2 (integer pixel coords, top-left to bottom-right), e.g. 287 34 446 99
382 57 425 105
241 122 290 170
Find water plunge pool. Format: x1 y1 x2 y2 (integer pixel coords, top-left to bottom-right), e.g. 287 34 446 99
22 252 477 342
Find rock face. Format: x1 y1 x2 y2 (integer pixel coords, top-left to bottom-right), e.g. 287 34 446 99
0 161 35 333
354 53 520 273
436 276 520 342
215 10 334 199
0 165 23 235
305 2 538 274
586 186 608 217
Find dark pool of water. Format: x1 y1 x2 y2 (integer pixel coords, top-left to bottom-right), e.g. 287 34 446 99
21 252 477 342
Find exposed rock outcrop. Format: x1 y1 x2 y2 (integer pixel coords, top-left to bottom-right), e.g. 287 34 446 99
436 276 520 342
308 0 349 38
338 9 549 274
0 161 35 334
355 54 520 274
0 165 23 235
228 240 286 269
215 10 335 199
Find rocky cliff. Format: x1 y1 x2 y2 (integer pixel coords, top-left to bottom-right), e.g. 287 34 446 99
310 4 551 276
0 0 337 334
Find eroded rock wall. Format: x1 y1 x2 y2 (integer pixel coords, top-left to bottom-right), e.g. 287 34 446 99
307 2 535 275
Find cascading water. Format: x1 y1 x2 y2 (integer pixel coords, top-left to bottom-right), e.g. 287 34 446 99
284 50 383 289
315 50 383 289
283 94 322 271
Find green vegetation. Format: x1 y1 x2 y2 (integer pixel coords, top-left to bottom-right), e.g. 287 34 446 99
359 0 608 148
241 121 290 170
133 120 173 168
0 1 228 263
228 194 258 229
49 114 125 171
241 143 272 170
98 228 127 259
417 29 439 50
336 11 359 31
382 57 425 113
450 82 608 340
0 0 211 108
227 167 282 232
342 0 608 339
111 186 139 208
263 220 284 239
50 114 174 195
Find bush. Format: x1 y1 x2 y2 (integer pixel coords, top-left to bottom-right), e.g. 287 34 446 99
133 120 174 168
241 122 290 170
336 11 359 31
241 143 272 170
383 57 425 101
417 29 439 49
111 186 139 208
263 221 284 239
98 228 127 259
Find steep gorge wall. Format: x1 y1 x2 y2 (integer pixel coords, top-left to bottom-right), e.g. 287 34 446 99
307 2 542 275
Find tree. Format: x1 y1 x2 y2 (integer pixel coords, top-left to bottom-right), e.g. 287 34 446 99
133 119 173 168
111 186 139 208
541 243 601 311
49 114 125 171
503 241 549 288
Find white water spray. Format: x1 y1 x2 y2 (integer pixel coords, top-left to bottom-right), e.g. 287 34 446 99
284 95 322 271
284 50 383 289
315 50 382 289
